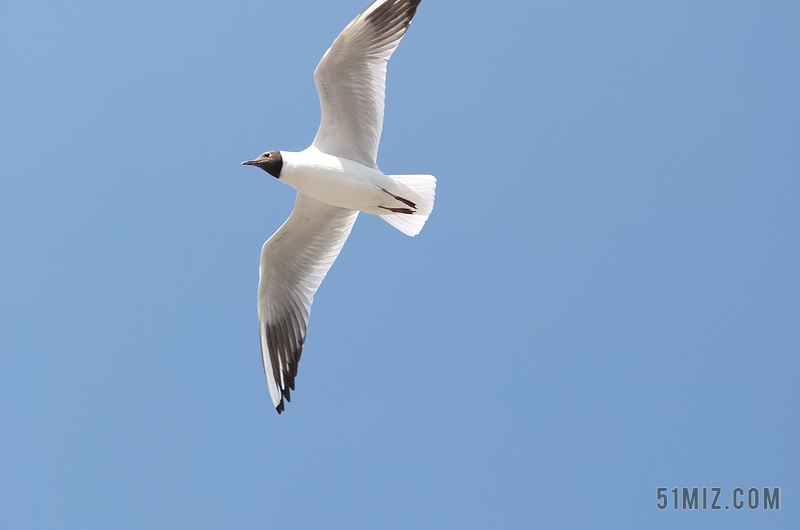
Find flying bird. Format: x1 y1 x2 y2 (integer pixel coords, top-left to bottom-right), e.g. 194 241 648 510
242 0 434 413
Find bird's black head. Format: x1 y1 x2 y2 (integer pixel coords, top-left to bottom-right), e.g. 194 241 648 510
241 150 283 178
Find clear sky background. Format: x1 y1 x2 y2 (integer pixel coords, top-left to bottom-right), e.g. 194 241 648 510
1 0 798 528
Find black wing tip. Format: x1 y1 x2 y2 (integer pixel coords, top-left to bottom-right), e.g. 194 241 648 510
364 0 422 27
264 321 305 416
274 382 293 414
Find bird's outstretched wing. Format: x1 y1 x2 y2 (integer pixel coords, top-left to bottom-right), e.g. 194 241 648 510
258 193 358 413
312 0 422 168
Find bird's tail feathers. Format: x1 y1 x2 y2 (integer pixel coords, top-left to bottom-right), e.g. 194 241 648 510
379 174 436 237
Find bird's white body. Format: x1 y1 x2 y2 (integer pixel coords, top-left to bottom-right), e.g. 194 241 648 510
280 146 427 217
281 147 393 214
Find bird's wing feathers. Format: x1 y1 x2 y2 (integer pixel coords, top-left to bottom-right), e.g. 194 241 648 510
312 0 422 168
258 193 359 413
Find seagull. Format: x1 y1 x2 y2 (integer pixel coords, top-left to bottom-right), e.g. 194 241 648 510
241 0 434 414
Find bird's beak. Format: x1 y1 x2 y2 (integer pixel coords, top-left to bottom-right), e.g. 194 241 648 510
241 160 258 166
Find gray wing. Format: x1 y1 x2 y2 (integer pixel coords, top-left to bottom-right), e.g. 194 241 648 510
312 0 422 168
258 193 359 413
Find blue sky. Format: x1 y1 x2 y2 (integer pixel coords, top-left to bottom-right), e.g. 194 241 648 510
1 0 798 528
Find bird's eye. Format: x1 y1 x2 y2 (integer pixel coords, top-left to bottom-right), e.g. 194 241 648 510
263 153 270 158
